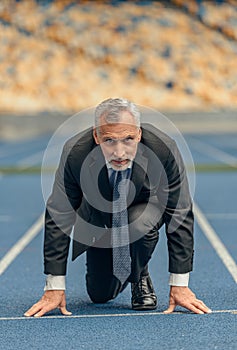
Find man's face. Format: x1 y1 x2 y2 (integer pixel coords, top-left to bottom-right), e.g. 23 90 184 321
93 111 142 171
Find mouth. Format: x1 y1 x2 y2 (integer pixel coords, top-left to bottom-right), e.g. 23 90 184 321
110 159 130 168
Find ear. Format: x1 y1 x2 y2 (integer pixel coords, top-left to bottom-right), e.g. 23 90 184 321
93 127 100 144
137 127 142 142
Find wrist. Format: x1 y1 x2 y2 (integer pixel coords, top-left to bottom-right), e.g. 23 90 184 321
44 274 66 291
169 272 189 287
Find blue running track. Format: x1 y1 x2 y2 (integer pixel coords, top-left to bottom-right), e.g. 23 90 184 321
0 127 236 350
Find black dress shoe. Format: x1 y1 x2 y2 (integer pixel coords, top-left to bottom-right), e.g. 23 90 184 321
131 275 157 310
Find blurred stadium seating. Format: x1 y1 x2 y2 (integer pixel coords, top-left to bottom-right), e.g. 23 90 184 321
0 0 237 113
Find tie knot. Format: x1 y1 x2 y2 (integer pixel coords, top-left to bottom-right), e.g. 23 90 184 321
110 168 131 188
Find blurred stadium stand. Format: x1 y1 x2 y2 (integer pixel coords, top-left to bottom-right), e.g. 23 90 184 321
0 0 237 114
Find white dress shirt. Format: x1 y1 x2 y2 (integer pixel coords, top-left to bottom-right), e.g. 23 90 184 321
44 273 189 291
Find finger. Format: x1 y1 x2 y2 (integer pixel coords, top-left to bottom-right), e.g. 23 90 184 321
58 294 72 315
35 304 72 318
59 306 72 316
34 310 46 318
24 302 44 317
193 300 212 314
34 303 58 318
188 304 205 314
163 303 176 314
180 301 206 314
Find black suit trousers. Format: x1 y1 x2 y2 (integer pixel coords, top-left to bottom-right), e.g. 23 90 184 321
86 203 163 303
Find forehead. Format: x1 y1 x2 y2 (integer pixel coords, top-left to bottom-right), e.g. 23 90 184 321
98 111 138 137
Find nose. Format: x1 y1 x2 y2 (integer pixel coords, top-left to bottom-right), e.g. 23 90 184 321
112 141 126 158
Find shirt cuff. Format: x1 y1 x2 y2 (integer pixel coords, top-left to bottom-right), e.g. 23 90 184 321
169 273 189 286
44 274 66 291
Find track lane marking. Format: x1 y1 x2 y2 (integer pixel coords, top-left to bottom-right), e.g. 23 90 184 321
0 150 44 177
205 213 237 220
15 150 44 167
0 144 56 274
191 137 237 283
0 309 236 321
189 137 237 167
0 214 44 276
0 142 60 275
0 143 44 160
194 203 237 284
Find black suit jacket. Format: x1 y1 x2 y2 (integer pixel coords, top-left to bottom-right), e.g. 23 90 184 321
44 123 194 276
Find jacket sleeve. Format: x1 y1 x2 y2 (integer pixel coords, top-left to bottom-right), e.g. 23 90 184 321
161 140 194 274
44 143 83 275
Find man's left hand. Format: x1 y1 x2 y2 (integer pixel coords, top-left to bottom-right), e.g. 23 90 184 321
164 286 212 314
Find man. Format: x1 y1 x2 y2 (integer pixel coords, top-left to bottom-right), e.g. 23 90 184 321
25 98 211 317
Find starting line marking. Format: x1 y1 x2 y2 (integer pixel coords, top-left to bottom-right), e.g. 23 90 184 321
0 309 236 321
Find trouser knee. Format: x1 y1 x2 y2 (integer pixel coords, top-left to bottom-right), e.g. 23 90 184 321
86 274 121 303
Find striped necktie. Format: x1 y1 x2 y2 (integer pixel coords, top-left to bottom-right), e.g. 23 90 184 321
111 169 131 285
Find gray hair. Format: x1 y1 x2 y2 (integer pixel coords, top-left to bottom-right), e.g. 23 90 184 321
94 98 141 130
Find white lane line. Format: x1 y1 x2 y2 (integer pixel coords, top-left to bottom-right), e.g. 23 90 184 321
0 149 46 276
194 203 237 284
205 213 237 220
16 150 44 167
0 215 11 222
0 214 44 276
0 309 236 321
0 136 48 158
0 145 41 160
190 137 237 167
0 151 44 176
0 145 57 275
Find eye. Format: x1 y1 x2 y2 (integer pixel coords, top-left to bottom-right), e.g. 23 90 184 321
124 136 134 143
104 138 114 144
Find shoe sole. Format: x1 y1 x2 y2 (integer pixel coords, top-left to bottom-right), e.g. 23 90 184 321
132 304 157 311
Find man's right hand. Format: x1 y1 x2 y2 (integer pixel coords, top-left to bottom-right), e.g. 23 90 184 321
24 290 72 318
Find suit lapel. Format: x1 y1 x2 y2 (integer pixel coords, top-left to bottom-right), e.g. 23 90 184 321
129 144 148 202
88 146 112 202
87 147 112 227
